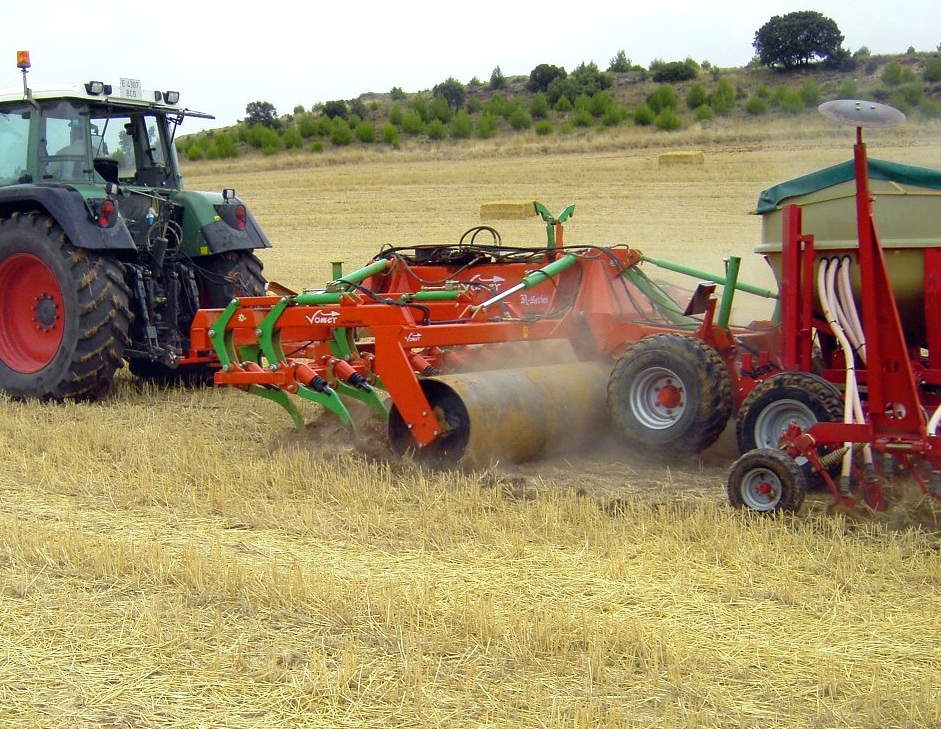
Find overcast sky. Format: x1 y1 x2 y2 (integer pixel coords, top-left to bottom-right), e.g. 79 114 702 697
3 1 939 132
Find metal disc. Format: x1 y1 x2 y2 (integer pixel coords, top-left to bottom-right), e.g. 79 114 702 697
818 99 906 128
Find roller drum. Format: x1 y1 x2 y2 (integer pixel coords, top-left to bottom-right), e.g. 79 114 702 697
388 362 612 468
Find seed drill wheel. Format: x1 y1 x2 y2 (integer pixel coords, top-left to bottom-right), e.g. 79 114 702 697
736 372 844 453
606 333 732 455
0 213 130 400
727 447 807 513
129 250 266 385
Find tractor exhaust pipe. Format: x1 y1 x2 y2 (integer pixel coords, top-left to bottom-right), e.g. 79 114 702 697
387 361 611 469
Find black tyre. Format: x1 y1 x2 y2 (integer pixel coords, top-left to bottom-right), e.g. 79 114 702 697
129 250 266 385
727 448 807 513
736 372 843 453
0 212 131 400
607 333 733 455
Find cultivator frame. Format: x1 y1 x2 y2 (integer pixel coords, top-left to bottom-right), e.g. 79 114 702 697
189 205 748 466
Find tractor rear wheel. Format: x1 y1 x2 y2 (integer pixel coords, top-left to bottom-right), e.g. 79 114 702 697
606 333 732 455
129 250 266 385
0 212 130 400
727 448 806 513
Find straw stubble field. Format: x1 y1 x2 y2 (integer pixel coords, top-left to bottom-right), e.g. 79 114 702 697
3 125 941 727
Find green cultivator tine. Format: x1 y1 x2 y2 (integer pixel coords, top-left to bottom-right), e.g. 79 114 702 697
247 384 306 430
209 298 242 369
257 296 292 366
294 383 356 428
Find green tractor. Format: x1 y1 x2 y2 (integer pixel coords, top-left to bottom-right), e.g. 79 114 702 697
0 51 269 400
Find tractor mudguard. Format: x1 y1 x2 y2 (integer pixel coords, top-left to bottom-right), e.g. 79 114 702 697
0 185 136 250
172 189 271 257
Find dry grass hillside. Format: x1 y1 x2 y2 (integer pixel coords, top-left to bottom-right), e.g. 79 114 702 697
3 119 941 727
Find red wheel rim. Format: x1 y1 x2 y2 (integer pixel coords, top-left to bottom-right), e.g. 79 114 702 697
0 253 65 373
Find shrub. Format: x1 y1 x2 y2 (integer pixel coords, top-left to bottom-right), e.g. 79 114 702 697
477 112 499 138
490 66 506 90
553 96 573 113
297 114 319 138
330 120 353 146
572 108 593 127
401 110 425 135
261 144 280 156
535 120 554 135
485 93 510 118
390 86 407 101
587 91 618 118
882 61 904 86
711 79 736 114
745 96 768 115
608 50 632 73
355 121 376 143
778 89 805 114
655 109 682 131
694 103 715 121
186 145 204 161
410 95 430 122
800 80 822 107
388 105 404 126
311 140 324 153
282 127 304 149
899 83 924 106
651 59 698 83
381 123 400 147
530 92 550 119
601 105 627 127
450 111 473 139
925 57 941 83
427 119 447 140
428 94 453 124
466 97 483 114
569 61 611 97
686 84 708 110
633 103 655 126
919 97 941 118
837 79 859 98
508 108 532 130
646 85 677 113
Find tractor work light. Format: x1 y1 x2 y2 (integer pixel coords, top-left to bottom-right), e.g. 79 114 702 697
163 91 180 104
153 91 162 102
16 50 31 69
84 81 113 96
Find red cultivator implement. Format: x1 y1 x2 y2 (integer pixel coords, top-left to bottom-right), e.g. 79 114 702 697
190 203 749 468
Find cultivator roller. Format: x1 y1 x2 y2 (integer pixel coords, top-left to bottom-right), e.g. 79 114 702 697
190 203 748 467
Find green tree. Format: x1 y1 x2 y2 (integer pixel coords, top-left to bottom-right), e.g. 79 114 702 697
528 63 567 93
355 121 376 143
432 77 465 110
753 11 844 69
633 103 655 126
608 50 632 73
381 123 400 147
651 60 698 82
655 109 682 131
489 66 506 90
427 119 448 140
428 94 453 124
570 62 612 97
330 118 353 146
401 110 425 135
244 100 278 128
321 100 348 119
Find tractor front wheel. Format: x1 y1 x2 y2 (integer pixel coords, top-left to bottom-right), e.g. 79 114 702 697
606 333 732 455
727 448 806 513
0 212 130 400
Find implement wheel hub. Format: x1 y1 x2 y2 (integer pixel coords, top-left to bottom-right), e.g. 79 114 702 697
655 380 684 410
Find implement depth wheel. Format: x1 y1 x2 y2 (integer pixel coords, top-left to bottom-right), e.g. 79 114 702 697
727 448 806 513
0 213 130 400
607 333 732 455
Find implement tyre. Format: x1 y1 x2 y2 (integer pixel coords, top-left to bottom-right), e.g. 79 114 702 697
607 333 732 455
0 212 130 400
727 448 806 513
